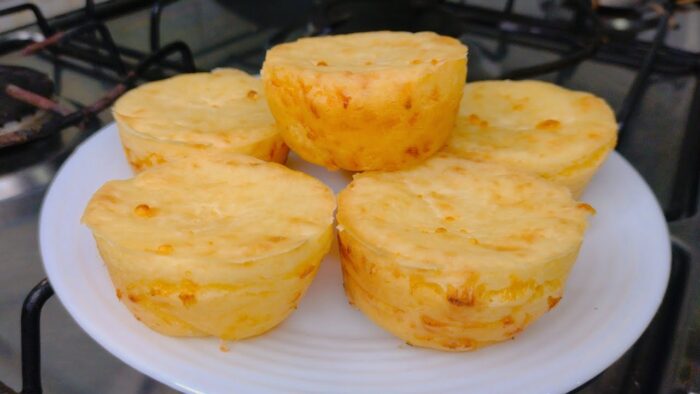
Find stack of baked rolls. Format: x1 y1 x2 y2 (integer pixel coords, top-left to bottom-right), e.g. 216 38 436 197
83 30 616 350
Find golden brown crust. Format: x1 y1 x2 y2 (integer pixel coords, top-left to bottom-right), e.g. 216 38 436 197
262 31 467 171
444 80 617 197
337 154 592 351
113 68 287 171
82 154 336 340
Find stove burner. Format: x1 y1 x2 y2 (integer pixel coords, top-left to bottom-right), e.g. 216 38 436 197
0 65 53 128
0 67 83 200
0 98 90 202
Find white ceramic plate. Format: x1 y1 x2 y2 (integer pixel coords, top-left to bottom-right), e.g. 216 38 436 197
40 123 670 394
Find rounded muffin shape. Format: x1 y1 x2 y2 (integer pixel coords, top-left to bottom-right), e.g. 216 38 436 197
444 80 617 198
262 31 467 171
337 154 593 351
82 154 335 340
113 68 288 172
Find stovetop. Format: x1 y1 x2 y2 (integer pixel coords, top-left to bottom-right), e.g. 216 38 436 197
0 1 698 393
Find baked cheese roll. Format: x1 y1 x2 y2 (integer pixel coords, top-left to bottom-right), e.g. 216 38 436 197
262 31 467 171
82 154 335 340
444 80 617 197
337 154 593 351
113 68 288 172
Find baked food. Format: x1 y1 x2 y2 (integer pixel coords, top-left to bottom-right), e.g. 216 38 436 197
113 68 288 172
262 31 467 171
337 154 593 351
444 80 617 197
82 154 335 340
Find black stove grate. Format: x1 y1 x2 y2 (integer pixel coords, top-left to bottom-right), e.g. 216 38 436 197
1 0 699 393
0 2 198 155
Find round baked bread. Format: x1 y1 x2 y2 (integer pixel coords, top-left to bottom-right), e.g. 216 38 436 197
444 80 617 197
113 68 288 172
337 154 593 351
262 31 467 171
82 154 335 340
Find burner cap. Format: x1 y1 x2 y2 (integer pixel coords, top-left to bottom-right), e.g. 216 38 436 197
0 65 53 126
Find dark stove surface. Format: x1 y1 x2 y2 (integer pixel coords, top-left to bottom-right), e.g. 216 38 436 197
0 1 698 393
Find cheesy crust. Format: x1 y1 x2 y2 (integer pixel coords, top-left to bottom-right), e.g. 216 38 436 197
82 154 336 340
337 154 593 351
262 31 467 171
444 80 617 197
113 68 288 172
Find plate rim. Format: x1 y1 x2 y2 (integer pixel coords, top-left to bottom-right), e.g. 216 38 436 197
39 122 672 394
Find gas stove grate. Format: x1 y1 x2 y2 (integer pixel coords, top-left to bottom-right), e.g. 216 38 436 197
4 5 198 139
